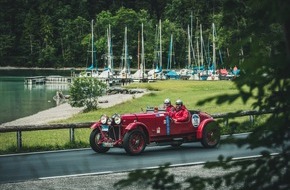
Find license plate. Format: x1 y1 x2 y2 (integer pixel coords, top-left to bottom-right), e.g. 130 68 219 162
102 142 114 147
101 125 109 131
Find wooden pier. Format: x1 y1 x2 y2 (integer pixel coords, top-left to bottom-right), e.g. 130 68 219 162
24 75 72 85
24 76 45 85
45 75 72 84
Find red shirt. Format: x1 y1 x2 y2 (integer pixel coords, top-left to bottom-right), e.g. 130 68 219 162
172 105 189 122
165 105 175 112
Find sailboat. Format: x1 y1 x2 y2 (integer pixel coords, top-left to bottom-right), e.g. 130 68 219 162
98 24 114 83
179 25 194 80
165 34 179 79
80 20 98 78
117 27 132 83
207 23 220 80
194 23 212 80
132 23 148 82
148 20 165 80
206 23 229 80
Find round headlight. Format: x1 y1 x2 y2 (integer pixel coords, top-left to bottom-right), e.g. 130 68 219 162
107 118 112 125
100 115 107 124
113 114 121 124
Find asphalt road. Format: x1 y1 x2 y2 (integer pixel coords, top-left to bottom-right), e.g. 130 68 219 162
0 133 282 185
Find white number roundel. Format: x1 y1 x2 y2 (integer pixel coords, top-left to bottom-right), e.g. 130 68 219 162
191 114 200 127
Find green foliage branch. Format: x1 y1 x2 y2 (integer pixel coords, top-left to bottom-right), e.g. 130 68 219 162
114 163 182 190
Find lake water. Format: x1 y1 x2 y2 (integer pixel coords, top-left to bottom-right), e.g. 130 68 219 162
0 69 72 124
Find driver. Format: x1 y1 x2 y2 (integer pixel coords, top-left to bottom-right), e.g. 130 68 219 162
164 98 175 112
172 99 189 122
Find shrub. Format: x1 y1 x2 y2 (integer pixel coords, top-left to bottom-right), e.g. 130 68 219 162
69 77 107 112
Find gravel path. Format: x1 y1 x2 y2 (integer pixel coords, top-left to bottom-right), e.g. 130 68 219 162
0 92 147 127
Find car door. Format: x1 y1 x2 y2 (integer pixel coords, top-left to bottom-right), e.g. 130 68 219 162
167 113 193 135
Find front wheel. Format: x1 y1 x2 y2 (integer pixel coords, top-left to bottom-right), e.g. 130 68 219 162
123 129 146 155
89 128 110 153
201 121 220 148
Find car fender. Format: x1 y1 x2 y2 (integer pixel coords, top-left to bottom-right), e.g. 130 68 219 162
90 122 101 130
125 122 150 143
196 118 215 139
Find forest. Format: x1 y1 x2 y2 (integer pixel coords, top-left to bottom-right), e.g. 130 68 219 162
0 0 245 70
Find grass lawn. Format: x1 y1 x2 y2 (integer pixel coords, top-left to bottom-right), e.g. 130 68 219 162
64 80 254 123
0 80 257 154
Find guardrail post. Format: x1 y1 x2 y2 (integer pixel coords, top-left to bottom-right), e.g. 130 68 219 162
70 127 75 142
16 131 22 149
224 117 229 128
249 115 254 126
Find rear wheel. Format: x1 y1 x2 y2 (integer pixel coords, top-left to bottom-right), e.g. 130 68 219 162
201 121 220 148
123 129 146 155
90 128 110 153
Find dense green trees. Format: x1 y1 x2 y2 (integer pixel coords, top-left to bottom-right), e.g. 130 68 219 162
1 0 89 67
0 0 228 70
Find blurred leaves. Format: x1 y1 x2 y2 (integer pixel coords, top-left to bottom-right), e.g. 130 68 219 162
114 163 181 190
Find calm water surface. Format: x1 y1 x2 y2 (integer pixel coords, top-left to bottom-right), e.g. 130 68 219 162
0 69 72 124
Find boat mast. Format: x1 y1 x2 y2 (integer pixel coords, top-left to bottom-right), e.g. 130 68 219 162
200 24 204 68
107 24 112 71
190 11 196 66
212 23 216 73
187 25 191 69
159 19 162 70
168 33 173 70
137 31 140 70
195 17 200 72
196 39 200 72
141 23 145 78
190 11 193 44
91 20 94 68
124 26 128 74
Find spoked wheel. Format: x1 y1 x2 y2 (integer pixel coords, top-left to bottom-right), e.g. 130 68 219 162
123 129 146 155
89 128 110 153
201 121 220 148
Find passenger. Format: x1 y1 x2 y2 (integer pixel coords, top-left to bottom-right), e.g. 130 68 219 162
164 98 175 113
172 99 190 122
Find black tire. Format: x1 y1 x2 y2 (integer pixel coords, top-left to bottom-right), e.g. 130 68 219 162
123 129 146 155
89 128 110 153
201 121 220 148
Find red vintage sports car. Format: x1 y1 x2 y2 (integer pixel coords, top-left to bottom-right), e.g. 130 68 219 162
89 107 220 155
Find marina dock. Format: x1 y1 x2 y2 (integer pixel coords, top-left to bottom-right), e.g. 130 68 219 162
24 76 72 85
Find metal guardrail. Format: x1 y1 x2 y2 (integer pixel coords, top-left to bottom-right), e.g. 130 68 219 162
0 110 274 150
210 109 274 127
0 123 93 149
